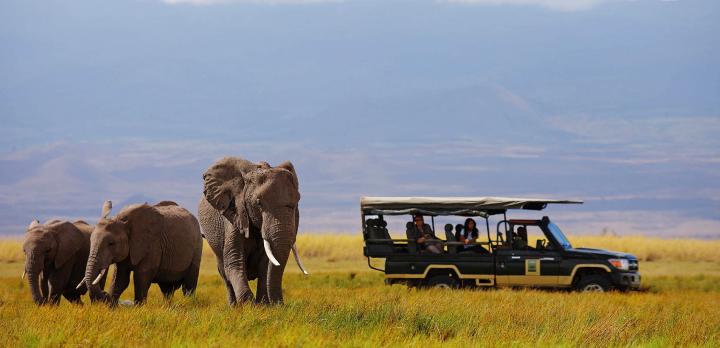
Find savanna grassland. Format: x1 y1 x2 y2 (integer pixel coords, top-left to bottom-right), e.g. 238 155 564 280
1 235 719 347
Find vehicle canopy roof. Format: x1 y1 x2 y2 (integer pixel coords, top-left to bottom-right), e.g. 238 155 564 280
360 196 583 217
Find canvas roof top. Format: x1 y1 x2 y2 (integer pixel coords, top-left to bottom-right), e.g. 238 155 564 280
360 196 583 216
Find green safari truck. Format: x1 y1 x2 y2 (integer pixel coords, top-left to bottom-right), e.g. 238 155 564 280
361 196 641 292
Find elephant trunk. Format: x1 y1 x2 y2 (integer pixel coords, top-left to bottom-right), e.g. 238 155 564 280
261 212 295 304
266 239 292 304
25 252 45 305
82 250 107 301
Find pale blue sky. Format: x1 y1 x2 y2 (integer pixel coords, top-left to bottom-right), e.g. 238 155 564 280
1 0 718 236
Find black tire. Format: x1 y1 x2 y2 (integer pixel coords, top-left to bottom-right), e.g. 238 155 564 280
425 275 459 289
575 274 611 292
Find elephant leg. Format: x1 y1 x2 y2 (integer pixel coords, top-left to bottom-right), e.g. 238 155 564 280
46 278 63 305
181 266 199 296
108 263 131 304
39 272 49 302
217 263 236 305
224 263 252 303
48 264 72 305
223 232 253 303
158 282 177 299
63 291 83 304
132 271 153 305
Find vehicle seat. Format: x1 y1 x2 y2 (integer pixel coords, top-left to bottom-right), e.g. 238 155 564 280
455 224 464 241
365 218 394 256
444 224 457 254
405 221 418 253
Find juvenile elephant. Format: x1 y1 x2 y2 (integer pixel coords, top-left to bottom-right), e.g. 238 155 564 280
22 219 106 305
199 157 307 305
81 200 203 305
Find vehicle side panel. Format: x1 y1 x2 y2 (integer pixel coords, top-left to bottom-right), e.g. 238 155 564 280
385 254 495 285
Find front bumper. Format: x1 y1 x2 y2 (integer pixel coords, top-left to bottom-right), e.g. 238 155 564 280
612 272 641 290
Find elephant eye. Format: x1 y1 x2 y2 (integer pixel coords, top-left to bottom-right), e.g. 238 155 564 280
108 241 116 247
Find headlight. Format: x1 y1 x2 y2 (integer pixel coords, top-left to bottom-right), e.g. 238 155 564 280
608 258 629 271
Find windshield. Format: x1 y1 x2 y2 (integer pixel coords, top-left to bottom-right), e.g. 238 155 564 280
547 222 572 249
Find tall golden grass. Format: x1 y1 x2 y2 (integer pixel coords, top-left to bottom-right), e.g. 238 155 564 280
1 273 718 347
1 234 719 347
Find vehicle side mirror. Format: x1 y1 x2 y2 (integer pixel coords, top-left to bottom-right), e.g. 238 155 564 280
536 239 545 250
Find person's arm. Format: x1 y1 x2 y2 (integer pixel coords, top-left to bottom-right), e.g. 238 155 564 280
411 226 425 244
467 231 477 244
423 225 436 240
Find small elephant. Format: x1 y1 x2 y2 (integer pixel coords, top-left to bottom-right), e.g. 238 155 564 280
22 219 106 305
81 200 203 305
199 157 308 305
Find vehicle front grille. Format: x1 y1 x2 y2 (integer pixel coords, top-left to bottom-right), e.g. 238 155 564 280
629 260 639 271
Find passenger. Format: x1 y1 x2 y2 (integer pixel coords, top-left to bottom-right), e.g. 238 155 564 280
407 214 442 254
459 218 486 253
512 226 529 250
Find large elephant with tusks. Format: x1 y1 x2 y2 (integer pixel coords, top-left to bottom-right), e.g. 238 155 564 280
198 157 307 305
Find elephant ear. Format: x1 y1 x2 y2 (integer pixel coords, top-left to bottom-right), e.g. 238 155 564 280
277 161 299 191
203 159 249 231
53 222 85 268
27 220 40 231
203 160 244 212
123 204 163 266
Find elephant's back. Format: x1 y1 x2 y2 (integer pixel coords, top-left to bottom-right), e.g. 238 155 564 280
159 205 202 242
72 220 94 235
157 205 202 275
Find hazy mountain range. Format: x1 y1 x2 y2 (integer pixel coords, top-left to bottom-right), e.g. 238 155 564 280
1 0 718 237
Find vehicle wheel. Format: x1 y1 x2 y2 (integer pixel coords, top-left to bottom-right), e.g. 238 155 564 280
575 274 611 292
426 275 459 289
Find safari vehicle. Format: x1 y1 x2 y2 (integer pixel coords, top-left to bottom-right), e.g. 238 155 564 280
361 197 641 292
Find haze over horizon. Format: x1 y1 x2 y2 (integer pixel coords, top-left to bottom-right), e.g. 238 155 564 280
1 0 718 237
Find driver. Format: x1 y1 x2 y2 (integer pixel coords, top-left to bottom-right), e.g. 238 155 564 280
512 226 529 250
407 214 442 254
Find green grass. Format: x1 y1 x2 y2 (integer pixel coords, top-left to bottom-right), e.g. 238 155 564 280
1 236 719 347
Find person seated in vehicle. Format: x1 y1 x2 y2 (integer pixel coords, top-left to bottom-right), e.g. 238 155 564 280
406 214 442 254
459 218 488 253
512 226 530 250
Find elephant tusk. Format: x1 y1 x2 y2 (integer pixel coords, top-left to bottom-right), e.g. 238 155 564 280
244 228 250 239
76 280 86 290
92 268 107 285
22 270 26 280
292 244 309 275
263 240 281 267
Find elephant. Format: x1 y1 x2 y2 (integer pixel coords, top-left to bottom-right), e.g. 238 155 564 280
198 157 308 305
80 200 203 305
22 219 106 305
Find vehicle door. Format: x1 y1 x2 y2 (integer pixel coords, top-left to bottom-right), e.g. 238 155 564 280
495 224 561 287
